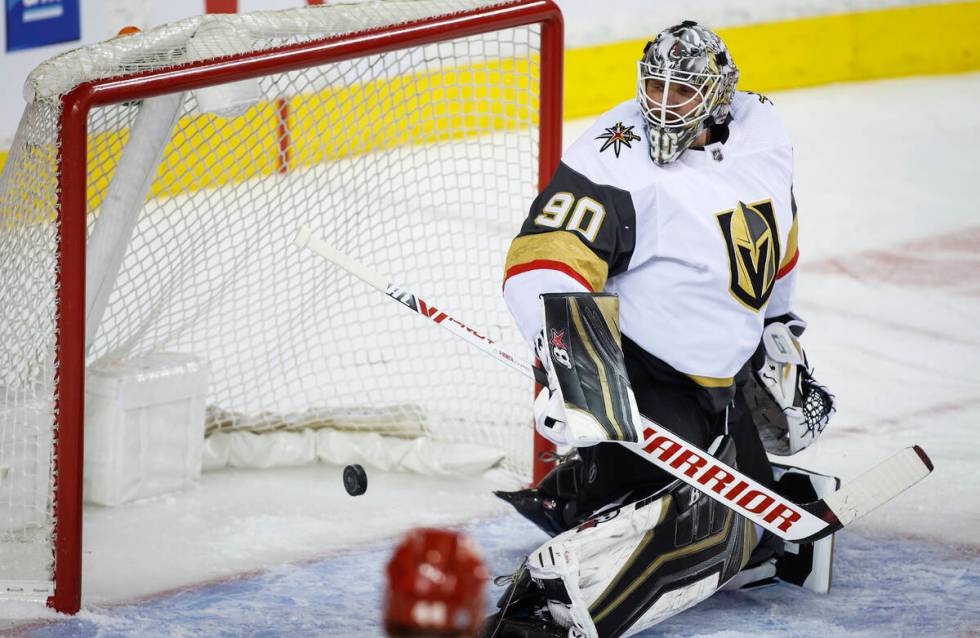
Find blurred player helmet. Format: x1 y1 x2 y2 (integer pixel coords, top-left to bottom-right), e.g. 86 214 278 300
637 21 739 165
384 528 489 637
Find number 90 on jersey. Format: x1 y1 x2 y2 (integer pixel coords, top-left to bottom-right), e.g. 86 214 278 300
534 192 606 243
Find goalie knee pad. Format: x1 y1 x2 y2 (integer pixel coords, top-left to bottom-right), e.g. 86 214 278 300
496 437 757 638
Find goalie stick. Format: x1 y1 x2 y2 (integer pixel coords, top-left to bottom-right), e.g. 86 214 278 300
293 227 933 543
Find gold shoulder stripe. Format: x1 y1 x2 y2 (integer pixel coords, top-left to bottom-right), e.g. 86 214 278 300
504 231 609 292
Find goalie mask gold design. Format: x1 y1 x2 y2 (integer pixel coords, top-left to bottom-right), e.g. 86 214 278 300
637 21 739 165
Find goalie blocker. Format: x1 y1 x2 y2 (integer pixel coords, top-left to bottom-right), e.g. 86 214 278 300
533 293 642 448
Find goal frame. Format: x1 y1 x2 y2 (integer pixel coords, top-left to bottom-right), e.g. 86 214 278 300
49 0 563 614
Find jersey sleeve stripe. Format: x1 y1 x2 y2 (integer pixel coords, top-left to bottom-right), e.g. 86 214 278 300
776 215 799 279
776 249 799 279
504 231 609 292
505 260 596 292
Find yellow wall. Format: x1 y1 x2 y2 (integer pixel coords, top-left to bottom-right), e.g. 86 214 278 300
1 2 978 181
565 2 980 119
1 57 537 211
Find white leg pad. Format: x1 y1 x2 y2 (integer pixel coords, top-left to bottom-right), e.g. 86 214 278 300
521 438 755 637
528 540 598 637
525 494 681 637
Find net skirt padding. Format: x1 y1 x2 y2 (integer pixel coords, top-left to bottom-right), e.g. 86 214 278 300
204 429 506 475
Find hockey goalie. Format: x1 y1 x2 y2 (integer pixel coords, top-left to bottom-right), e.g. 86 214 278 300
485 21 838 638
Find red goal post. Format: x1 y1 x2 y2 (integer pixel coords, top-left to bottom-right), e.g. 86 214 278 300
0 0 562 614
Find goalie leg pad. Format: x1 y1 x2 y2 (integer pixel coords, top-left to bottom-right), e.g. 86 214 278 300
772 463 840 594
723 462 840 594
523 437 757 637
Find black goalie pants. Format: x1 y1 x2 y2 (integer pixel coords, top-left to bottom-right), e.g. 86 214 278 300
570 334 775 517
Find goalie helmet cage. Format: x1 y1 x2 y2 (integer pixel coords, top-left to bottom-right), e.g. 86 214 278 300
0 0 562 614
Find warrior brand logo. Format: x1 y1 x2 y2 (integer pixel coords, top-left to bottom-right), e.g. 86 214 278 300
386 284 495 344
716 199 781 312
549 328 572 369
639 425 803 533
596 122 642 158
386 285 421 312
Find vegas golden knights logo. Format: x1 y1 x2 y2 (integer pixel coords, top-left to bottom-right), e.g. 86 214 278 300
716 200 780 312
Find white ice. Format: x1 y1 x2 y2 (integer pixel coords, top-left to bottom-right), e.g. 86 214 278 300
1 72 979 636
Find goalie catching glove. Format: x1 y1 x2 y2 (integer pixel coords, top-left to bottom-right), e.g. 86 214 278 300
533 293 641 448
751 317 837 456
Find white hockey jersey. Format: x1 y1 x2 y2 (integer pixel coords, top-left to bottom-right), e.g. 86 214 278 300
503 91 799 386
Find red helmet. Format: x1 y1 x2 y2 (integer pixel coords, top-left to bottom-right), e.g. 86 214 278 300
384 528 489 637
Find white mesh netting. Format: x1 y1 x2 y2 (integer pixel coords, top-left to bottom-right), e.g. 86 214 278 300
0 0 547 596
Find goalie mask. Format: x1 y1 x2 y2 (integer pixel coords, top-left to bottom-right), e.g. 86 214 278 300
637 21 739 165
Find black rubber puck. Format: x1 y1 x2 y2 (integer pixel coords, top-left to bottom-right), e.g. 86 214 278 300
343 464 368 496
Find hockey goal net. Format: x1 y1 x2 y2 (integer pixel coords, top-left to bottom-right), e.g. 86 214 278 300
0 0 562 613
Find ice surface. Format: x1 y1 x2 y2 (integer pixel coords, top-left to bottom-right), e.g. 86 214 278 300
1 72 978 636
11 519 980 638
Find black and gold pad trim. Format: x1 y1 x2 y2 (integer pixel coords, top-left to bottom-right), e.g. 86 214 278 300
588 439 756 637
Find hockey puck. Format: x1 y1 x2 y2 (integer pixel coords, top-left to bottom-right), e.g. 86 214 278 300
343 464 368 496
